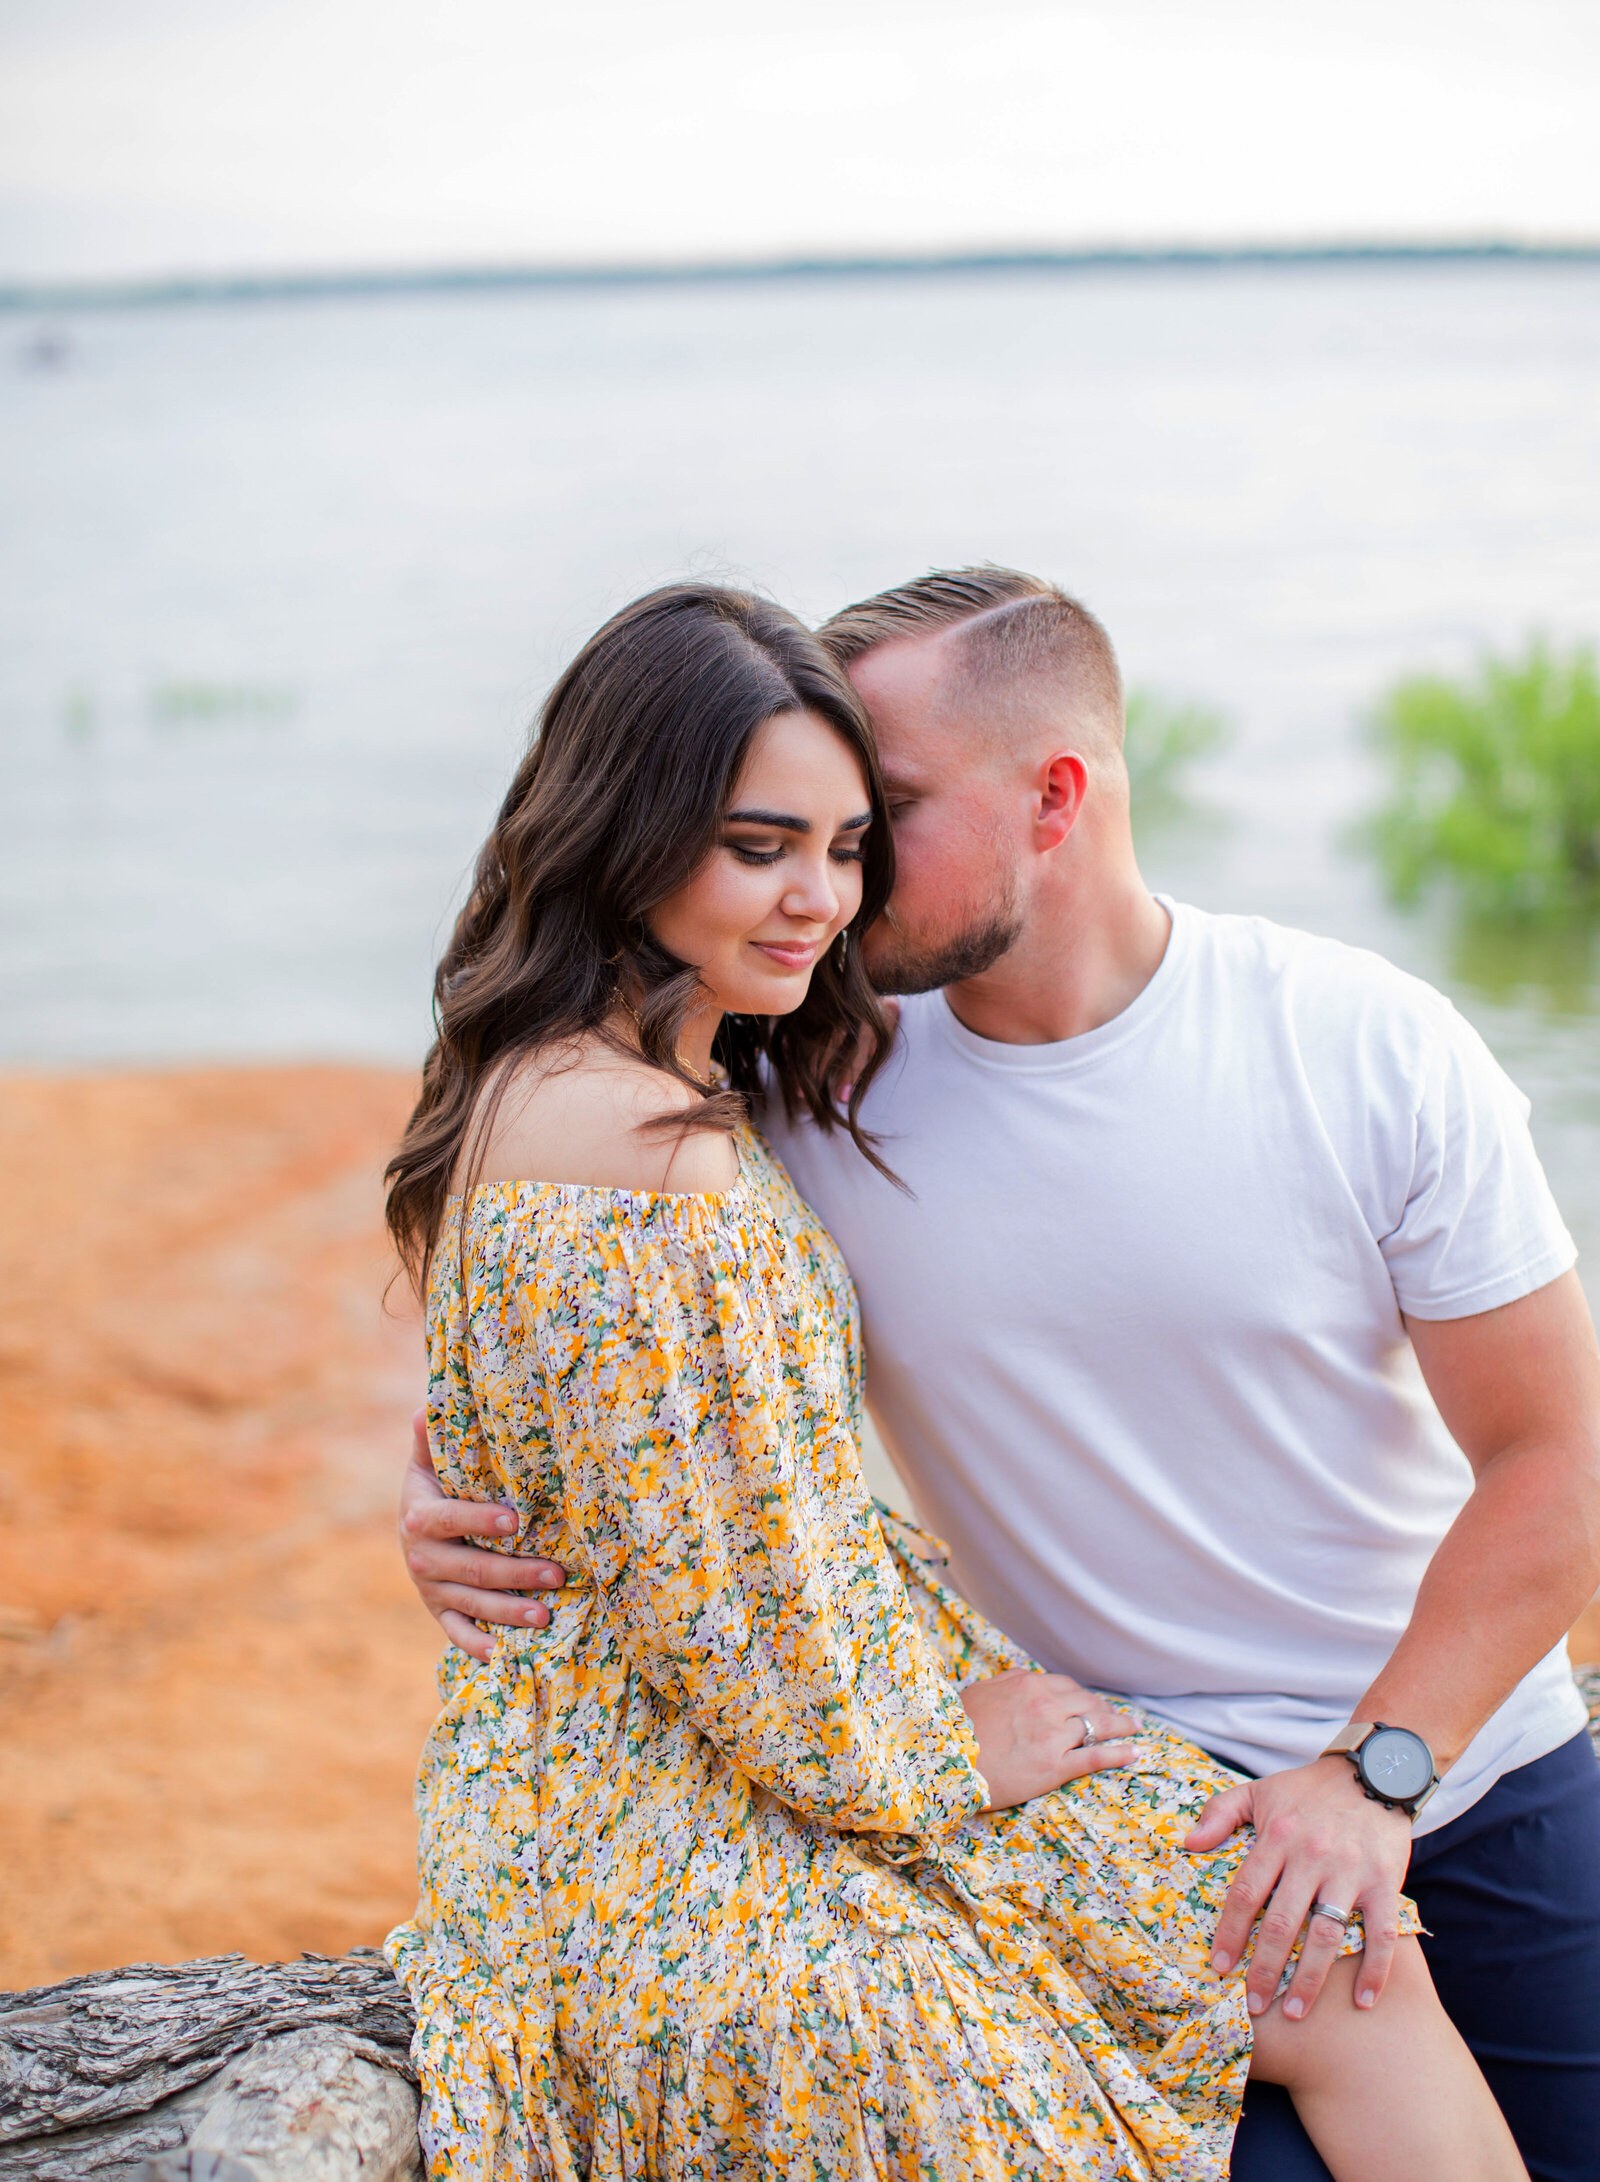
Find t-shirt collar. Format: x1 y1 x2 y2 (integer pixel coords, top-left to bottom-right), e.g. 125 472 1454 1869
931 895 1189 1075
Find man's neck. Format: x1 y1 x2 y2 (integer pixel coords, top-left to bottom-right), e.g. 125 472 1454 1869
942 872 1172 1047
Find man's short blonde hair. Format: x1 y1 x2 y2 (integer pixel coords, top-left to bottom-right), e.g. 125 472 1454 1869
818 565 1124 759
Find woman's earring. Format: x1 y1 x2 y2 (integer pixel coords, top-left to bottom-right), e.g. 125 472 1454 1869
835 930 849 972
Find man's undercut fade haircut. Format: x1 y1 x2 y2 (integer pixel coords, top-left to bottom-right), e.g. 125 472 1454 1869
819 565 1125 761
819 566 1059 666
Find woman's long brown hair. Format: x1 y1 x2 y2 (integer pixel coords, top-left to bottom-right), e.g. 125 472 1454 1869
385 583 897 1292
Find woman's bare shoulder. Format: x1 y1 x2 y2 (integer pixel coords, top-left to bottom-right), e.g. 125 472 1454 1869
461 1038 739 1197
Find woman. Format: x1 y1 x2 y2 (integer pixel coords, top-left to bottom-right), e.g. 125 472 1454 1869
384 584 1523 2181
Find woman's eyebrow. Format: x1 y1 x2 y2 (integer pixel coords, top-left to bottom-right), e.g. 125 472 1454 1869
725 807 809 831
724 807 874 833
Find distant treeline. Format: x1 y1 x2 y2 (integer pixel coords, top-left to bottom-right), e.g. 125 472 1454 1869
4 240 1598 315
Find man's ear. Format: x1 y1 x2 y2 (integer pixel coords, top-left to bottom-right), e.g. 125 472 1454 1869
1036 751 1090 851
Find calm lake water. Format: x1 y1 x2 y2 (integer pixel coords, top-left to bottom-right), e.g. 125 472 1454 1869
3 259 1598 1296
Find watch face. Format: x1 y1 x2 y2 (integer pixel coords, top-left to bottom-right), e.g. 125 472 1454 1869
1360 1727 1434 1804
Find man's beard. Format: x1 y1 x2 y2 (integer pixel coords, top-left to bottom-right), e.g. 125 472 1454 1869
863 897 1022 997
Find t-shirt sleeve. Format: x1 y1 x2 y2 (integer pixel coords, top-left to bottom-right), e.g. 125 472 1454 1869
1380 998 1577 1319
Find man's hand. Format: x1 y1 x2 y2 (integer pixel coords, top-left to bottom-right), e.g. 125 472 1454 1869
400 1412 567 1663
1186 1271 1600 2025
960 1669 1137 1809
1184 1753 1412 2021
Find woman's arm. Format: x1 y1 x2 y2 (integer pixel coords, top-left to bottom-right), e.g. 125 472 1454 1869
527 1204 989 1837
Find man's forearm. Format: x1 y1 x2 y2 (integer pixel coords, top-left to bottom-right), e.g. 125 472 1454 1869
1194 1275 1600 2018
1354 1436 1600 1770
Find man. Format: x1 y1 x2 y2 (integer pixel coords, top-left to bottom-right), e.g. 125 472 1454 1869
402 568 1600 2178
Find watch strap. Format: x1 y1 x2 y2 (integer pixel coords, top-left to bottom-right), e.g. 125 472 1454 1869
1320 1721 1378 1760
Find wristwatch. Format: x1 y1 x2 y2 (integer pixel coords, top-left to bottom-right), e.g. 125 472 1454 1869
1321 1721 1440 1817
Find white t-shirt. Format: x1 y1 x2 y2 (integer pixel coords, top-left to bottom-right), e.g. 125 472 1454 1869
763 899 1585 1833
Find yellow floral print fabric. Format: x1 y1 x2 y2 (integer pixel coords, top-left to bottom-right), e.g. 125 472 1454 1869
387 1128 1373 2180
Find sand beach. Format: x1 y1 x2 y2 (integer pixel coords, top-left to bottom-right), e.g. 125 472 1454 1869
0 1066 439 1987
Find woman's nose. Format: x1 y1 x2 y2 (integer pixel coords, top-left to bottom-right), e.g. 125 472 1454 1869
780 856 840 924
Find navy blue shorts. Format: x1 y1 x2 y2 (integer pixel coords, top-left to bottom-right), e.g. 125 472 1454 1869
1228 1729 1600 2182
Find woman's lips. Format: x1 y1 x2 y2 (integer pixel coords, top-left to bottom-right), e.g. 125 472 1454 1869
751 939 821 970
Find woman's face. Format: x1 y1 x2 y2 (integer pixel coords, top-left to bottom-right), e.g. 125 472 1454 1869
648 707 872 1018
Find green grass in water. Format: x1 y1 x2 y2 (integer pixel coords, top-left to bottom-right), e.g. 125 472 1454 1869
1123 689 1231 829
1365 640 1600 917
148 679 299 728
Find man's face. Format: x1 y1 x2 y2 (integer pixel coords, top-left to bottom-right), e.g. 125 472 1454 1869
847 635 1024 995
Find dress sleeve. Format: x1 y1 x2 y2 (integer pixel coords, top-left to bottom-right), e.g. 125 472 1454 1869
519 1196 988 1839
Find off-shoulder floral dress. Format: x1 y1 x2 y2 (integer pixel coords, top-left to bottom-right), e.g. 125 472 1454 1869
387 1127 1373 2180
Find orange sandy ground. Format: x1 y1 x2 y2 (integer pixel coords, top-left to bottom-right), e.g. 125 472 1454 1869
3 1067 1598 1993
0 1067 440 1988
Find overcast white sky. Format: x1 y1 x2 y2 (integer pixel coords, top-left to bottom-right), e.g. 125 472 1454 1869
2 0 1597 284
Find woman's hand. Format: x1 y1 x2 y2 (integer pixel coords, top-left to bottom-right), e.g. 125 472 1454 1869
960 1669 1139 1810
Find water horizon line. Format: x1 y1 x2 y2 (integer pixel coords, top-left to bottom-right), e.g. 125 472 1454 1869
4 237 1599 314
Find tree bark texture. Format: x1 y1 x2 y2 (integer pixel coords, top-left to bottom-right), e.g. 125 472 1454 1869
0 1952 418 2182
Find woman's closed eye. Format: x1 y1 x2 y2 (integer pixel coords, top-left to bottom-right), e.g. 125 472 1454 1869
724 833 868 867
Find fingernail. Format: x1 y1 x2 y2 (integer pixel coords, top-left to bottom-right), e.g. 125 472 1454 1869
1357 1988 1376 2009
1210 1951 1229 1974
523 1603 547 1624
495 1512 517 1533
1246 1992 1264 2016
1283 1997 1304 2020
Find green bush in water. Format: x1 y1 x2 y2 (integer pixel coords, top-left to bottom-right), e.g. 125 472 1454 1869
1123 690 1231 828
1366 640 1600 915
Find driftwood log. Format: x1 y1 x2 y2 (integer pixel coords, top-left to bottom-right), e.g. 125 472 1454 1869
0 1952 419 2181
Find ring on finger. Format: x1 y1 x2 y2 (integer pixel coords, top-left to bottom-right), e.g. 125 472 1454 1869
1310 1901 1352 1930
1074 1714 1098 1747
